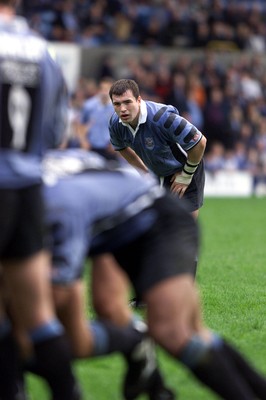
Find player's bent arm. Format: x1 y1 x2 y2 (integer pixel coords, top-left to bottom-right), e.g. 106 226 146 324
172 134 207 191
119 147 149 174
186 134 207 166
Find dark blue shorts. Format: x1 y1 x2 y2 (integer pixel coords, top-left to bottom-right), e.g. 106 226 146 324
162 160 205 212
111 195 199 297
0 185 45 260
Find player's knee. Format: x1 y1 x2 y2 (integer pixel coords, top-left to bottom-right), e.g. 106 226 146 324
148 319 189 354
93 296 115 319
94 298 129 326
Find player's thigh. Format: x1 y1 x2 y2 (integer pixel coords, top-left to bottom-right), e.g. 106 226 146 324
91 254 131 325
144 275 200 353
2 250 53 330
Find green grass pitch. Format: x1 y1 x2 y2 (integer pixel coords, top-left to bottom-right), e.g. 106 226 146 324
27 196 266 399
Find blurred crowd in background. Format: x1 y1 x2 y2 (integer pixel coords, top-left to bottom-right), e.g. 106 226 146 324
18 0 266 191
20 0 266 50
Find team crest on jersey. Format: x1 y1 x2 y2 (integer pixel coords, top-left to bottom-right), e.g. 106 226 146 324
145 137 155 150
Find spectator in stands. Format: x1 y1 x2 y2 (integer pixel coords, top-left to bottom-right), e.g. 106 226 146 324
204 141 225 174
203 87 231 150
165 72 190 118
77 1 110 46
240 70 263 102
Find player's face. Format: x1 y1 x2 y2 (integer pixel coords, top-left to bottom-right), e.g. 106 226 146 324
111 90 141 128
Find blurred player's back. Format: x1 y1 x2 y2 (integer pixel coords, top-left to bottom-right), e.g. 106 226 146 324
0 12 67 188
0 2 79 399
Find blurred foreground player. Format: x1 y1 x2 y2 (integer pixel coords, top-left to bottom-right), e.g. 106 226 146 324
0 1 79 399
43 149 266 400
42 150 175 400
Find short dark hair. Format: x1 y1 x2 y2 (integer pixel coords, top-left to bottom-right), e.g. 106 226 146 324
109 79 140 100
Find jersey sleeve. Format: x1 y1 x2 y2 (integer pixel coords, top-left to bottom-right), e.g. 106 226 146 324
156 106 203 151
109 114 126 151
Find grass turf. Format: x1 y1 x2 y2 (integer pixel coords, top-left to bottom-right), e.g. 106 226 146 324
27 196 266 399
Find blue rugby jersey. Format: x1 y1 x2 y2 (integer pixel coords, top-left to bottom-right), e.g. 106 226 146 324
42 149 163 284
109 100 203 177
0 15 68 188
81 95 114 149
